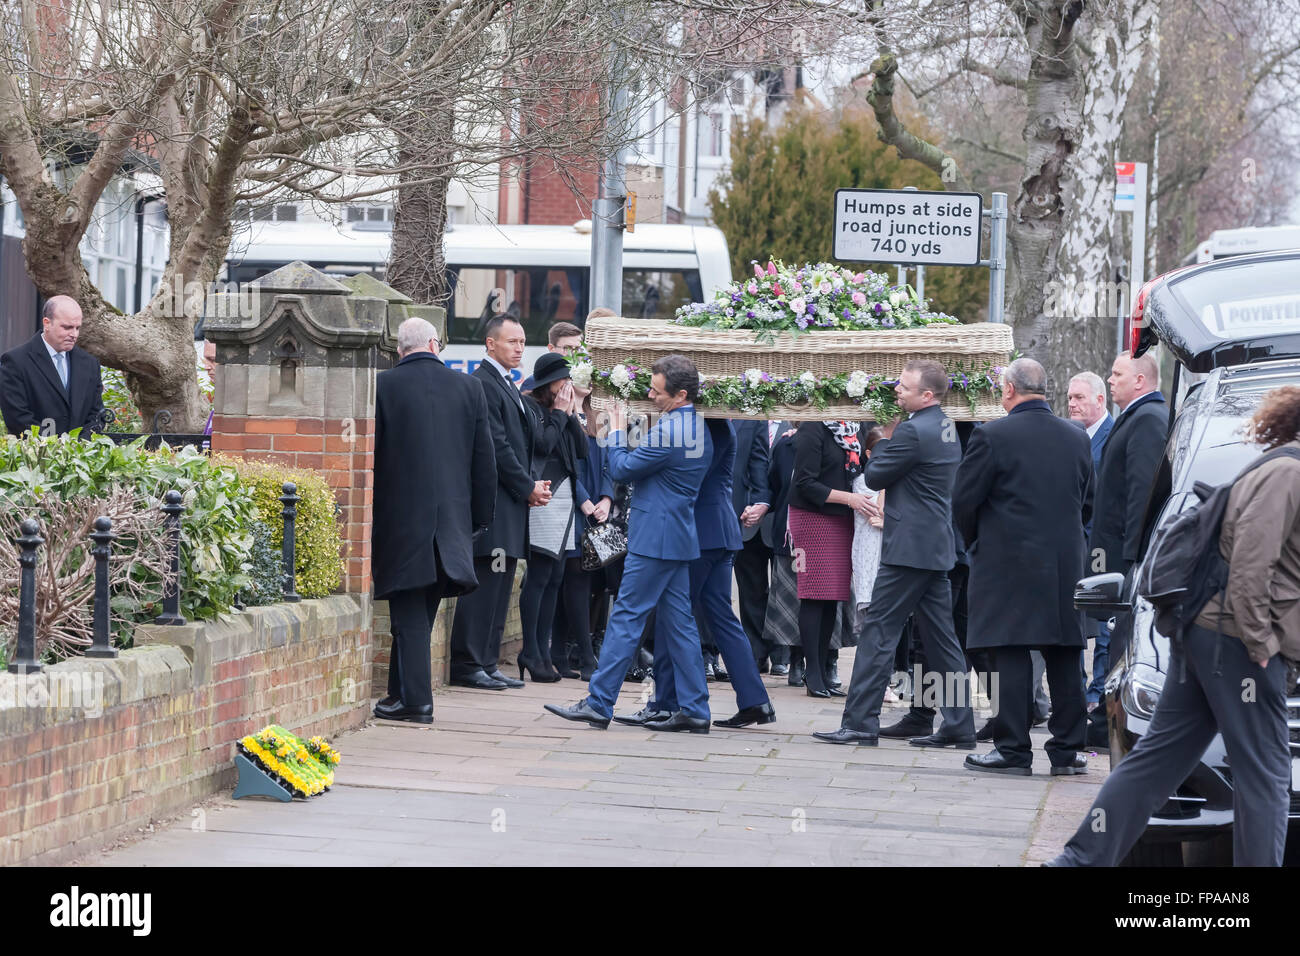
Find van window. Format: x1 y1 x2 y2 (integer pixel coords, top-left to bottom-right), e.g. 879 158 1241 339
447 266 588 346
446 266 704 345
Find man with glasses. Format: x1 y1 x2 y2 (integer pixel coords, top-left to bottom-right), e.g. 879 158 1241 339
520 321 584 394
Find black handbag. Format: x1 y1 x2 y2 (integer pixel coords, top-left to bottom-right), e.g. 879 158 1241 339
580 516 627 570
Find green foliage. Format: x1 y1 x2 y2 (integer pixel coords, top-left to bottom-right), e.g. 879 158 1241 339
0 433 255 623
244 519 284 606
708 102 987 320
224 459 343 599
100 368 144 432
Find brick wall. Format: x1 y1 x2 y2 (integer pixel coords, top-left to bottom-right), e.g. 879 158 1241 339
0 595 371 865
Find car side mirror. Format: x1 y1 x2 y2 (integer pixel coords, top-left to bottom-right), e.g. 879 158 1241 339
1075 572 1130 618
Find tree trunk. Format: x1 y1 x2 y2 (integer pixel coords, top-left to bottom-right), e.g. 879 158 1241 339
387 104 456 309
1008 0 1159 403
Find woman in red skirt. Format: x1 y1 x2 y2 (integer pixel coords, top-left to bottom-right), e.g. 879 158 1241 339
788 421 876 697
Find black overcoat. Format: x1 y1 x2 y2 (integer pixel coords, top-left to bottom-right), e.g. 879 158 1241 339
1088 392 1168 576
0 333 105 436
372 353 496 600
953 400 1093 650
471 361 537 559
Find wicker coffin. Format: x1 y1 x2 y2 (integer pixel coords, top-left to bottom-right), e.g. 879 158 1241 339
585 317 1012 421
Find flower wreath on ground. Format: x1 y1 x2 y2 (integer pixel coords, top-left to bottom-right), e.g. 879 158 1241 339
238 725 342 798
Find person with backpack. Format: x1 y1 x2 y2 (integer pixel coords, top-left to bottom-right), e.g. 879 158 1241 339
1048 385 1300 867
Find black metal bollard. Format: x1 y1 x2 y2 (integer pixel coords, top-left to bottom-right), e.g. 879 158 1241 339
85 516 118 659
280 482 301 603
155 490 186 625
8 519 44 673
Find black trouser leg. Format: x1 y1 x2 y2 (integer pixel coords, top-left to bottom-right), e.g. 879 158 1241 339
483 556 518 671
450 554 510 677
387 583 443 709
990 646 1034 768
520 552 564 664
1043 645 1087 765
734 534 772 661
799 599 836 694
562 556 597 668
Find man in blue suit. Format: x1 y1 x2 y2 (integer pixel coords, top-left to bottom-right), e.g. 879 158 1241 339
1068 370 1115 746
545 355 715 732
619 418 776 729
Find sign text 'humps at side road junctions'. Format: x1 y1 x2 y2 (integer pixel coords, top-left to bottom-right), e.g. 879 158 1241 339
833 188 983 267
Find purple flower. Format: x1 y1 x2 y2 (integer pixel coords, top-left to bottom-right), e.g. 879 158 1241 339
797 316 810 330
806 303 816 315
873 303 884 315
842 309 850 319
746 310 755 319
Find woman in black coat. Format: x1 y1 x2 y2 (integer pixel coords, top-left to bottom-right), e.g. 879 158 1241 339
518 353 587 681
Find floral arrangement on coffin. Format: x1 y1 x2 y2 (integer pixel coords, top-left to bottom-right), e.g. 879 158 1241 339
593 359 1005 424
674 260 960 338
237 725 341 798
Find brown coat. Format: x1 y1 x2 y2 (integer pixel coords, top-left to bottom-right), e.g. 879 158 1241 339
1195 439 1300 661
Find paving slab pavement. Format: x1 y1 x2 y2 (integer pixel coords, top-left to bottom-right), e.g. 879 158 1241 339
78 653 1107 867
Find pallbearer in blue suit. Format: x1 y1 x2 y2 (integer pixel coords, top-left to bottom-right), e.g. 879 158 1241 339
620 418 775 729
544 355 714 732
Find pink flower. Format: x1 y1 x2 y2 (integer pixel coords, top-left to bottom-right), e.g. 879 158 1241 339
766 262 778 276
852 273 865 283
792 281 804 294
772 283 784 297
747 282 758 295
851 291 866 306
754 263 765 279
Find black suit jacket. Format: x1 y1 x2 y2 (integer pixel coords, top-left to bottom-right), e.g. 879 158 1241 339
731 420 772 542
0 334 104 436
1089 392 1168 576
864 404 960 571
953 401 1093 650
472 360 537 559
372 352 496 600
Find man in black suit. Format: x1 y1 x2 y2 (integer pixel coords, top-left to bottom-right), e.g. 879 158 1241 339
728 419 774 673
372 318 497 722
1090 350 1166 579
955 358 1093 775
448 314 551 689
0 296 104 437
813 360 974 747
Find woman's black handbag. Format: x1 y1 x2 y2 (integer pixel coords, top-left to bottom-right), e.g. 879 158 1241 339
580 517 628 570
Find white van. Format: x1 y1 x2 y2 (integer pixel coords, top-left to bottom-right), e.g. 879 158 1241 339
224 221 733 380
1185 224 1300 264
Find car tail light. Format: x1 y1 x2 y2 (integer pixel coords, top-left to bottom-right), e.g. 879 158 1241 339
1128 277 1160 355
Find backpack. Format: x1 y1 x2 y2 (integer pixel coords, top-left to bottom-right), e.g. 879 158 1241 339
1136 446 1300 638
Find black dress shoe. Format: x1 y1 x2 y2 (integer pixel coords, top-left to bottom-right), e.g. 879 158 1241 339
788 660 805 686
771 663 790 676
806 687 831 699
553 663 580 679
976 718 995 742
713 664 731 683
612 707 671 726
713 702 776 728
543 698 610 729
826 686 846 697
909 732 977 750
645 711 709 734
487 669 525 689
451 669 508 690
812 727 878 746
1050 753 1088 775
826 663 841 688
965 750 1032 776
1032 712 1049 728
879 714 934 738
373 700 433 724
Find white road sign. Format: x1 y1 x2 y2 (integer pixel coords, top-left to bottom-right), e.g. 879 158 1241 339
833 188 983 266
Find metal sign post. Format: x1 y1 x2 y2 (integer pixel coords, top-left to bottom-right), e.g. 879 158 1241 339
1114 161 1148 352
982 192 1007 324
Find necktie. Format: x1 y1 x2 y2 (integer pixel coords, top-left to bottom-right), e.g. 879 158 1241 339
768 420 778 447
55 352 68 389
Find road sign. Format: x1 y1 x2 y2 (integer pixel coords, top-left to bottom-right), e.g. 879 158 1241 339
1115 162 1137 210
833 188 983 266
625 191 637 234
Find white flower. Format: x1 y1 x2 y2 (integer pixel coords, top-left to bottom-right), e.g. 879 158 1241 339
888 291 905 308
799 371 817 387
609 364 630 393
570 362 593 389
845 370 869 399
744 368 763 388
789 297 807 315
879 299 892 312
818 281 832 295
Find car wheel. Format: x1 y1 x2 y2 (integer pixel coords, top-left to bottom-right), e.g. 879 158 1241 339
1120 835 1184 867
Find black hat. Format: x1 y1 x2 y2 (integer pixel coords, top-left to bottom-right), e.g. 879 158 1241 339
531 352 572 390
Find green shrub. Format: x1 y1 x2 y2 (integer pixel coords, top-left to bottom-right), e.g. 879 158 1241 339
222 458 343 598
245 519 284 606
0 433 255 624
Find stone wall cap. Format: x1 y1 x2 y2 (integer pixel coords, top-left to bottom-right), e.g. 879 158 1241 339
249 261 353 295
